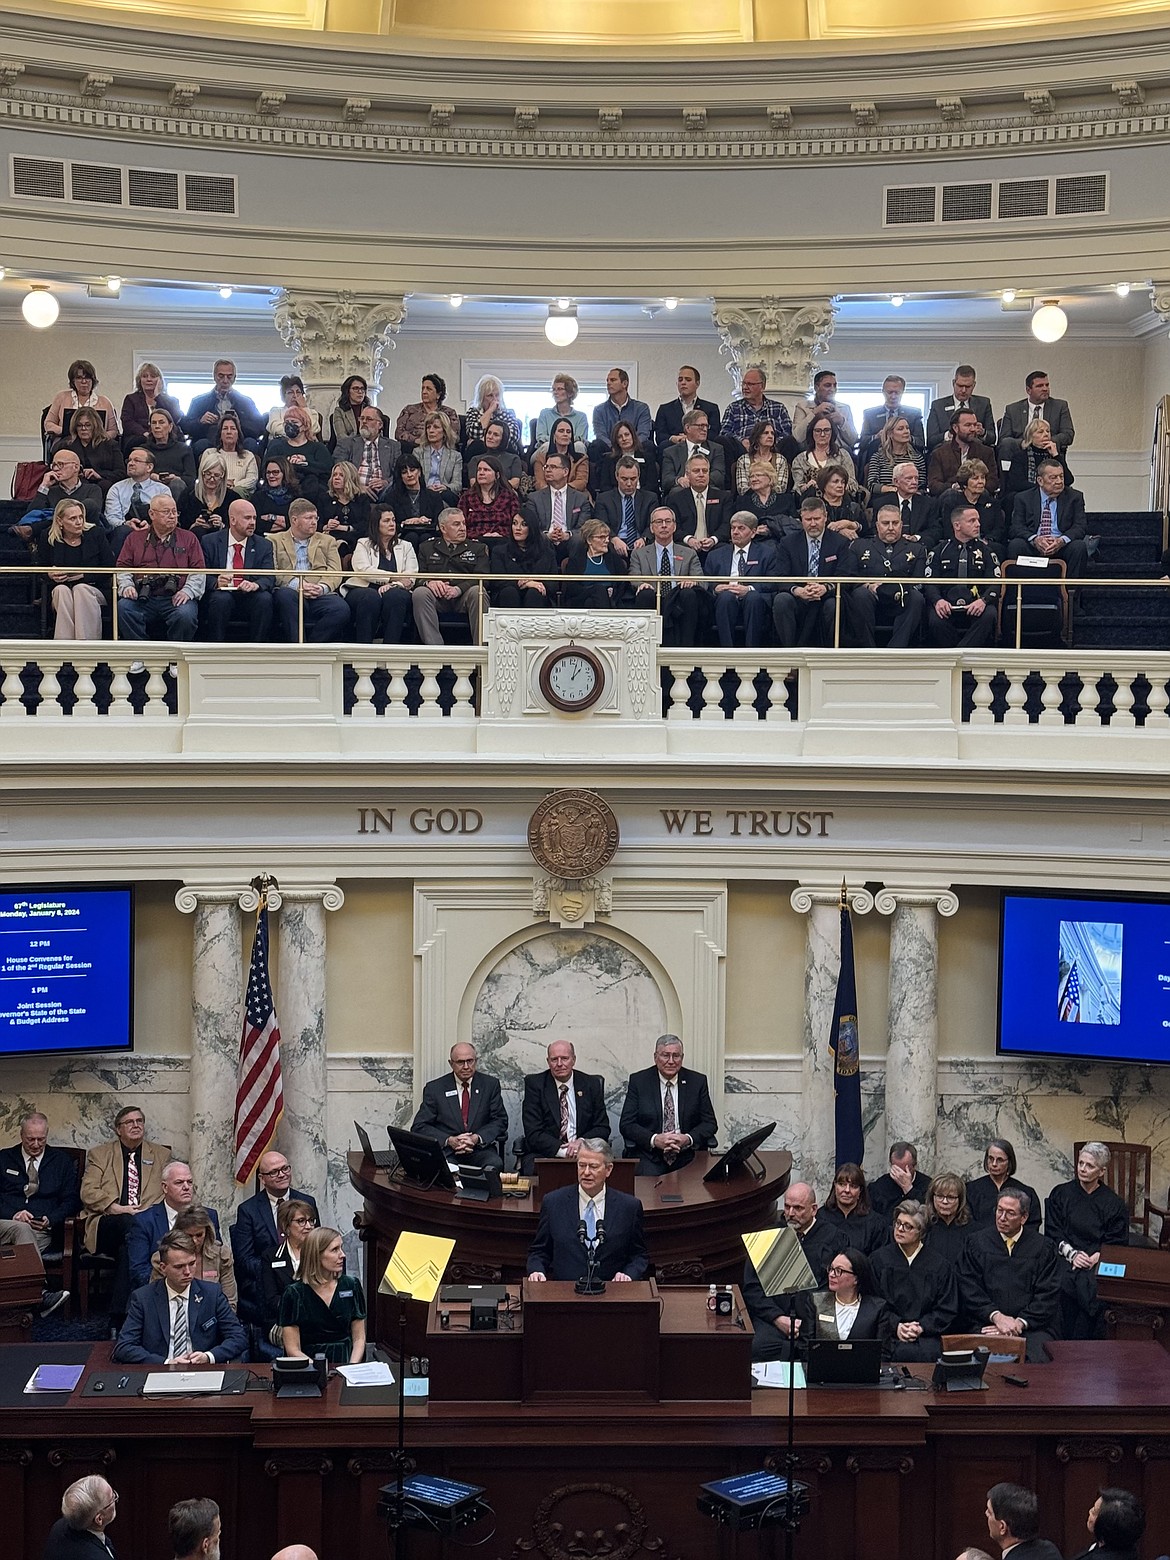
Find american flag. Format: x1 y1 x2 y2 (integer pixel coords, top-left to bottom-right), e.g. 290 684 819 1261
233 895 283 1183
1059 959 1082 1024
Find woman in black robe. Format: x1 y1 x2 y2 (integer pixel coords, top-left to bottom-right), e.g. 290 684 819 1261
966 1138 1041 1231
870 1200 960 1361
1045 1141 1129 1339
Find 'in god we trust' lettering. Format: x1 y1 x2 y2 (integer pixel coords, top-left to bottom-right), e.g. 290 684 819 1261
660 808 833 838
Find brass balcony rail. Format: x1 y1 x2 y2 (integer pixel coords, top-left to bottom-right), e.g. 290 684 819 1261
1152 393 1170 552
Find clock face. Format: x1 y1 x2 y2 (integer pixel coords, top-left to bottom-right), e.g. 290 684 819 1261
539 647 605 712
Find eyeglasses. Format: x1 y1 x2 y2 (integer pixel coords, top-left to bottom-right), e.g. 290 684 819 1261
101 1493 119 1511
289 1216 316 1228
893 1220 919 1232
933 1192 959 1202
827 1265 855 1278
261 1165 292 1177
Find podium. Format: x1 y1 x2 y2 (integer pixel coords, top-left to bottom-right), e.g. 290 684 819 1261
0 1242 45 1344
426 1282 751 1404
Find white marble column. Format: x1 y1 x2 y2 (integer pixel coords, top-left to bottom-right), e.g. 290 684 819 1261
274 884 345 1225
875 885 959 1170
175 884 255 1222
790 882 873 1195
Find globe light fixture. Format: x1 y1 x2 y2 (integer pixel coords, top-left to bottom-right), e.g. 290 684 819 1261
22 286 59 328
1031 299 1068 343
544 303 579 347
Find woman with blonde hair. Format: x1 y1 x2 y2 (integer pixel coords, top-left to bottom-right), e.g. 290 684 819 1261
152 1205 237 1310
37 497 113 640
420 414 463 500
186 452 241 535
465 374 522 451
279 1226 366 1364
120 362 182 449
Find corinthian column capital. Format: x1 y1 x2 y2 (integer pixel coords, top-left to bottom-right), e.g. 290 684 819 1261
270 289 408 403
712 296 837 403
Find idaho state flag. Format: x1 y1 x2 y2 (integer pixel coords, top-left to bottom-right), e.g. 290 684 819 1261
829 902 864 1168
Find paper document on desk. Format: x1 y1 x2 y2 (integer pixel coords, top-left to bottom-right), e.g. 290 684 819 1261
336 1362 395 1386
751 1361 806 1390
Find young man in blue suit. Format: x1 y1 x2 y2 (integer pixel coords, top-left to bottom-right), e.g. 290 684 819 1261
113 1230 246 1364
527 1139 648 1284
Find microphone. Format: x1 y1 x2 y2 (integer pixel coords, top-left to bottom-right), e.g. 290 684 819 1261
594 1219 606 1247
577 1218 588 1248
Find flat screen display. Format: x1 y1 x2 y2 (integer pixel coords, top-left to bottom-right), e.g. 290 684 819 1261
999 890 1170 1065
0 886 134 1057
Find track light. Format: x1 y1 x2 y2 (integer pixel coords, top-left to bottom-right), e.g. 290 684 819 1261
219 286 233 300
1002 289 1017 303
449 294 464 307
890 294 905 308
1115 282 1131 298
663 297 679 309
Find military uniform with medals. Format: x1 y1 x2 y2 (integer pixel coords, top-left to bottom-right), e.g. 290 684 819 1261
844 537 927 647
413 535 490 644
924 538 1001 646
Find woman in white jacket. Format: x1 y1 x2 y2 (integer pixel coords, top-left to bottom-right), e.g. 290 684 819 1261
343 504 418 643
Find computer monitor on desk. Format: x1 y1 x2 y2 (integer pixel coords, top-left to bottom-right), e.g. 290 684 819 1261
387 1126 459 1192
535 1157 637 1200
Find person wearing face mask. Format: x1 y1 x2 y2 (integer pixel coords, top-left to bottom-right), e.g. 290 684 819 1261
264 406 333 495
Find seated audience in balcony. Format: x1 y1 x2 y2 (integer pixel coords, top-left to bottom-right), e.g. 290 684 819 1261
591 368 653 451
704 510 779 649
534 374 589 451
998 369 1075 461
184 454 242 538
330 374 383 448
927 408 999 496
180 359 265 455
120 362 183 452
817 466 868 544
264 405 332 494
1007 459 1089 576
565 518 632 612
141 409 196 499
791 411 860 498
115 492 205 641
790 369 859 448
265 374 321 440
524 454 593 549
593 458 657 552
925 506 1000 648
722 368 792 451
490 512 559 609
105 448 174 543
395 373 460 449
44 359 120 444
922 1173 974 1266
654 364 722 453
867 416 926 502
151 1205 237 1311
419 413 463 503
1001 418 1074 499
464 419 523 491
925 364 996 451
882 461 939 548
460 455 520 543
936 459 1005 551
740 460 796 542
629 507 706 645
334 406 400 501
199 412 258 497
858 375 926 473
17 450 102 536
412 507 489 645
318 461 369 556
772 500 848 648
659 409 723 492
597 420 660 496
532 417 590 492
270 497 350 643
253 456 301 532
53 407 124 493
201 498 275 643
343 504 418 644
38 497 114 641
733 421 787 497
666 453 732 554
387 455 444 553
842 504 926 648
464 374 522 452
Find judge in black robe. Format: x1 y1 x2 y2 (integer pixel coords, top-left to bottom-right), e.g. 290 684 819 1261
870 1201 960 1362
960 1191 1062 1363
922 1173 976 1267
966 1138 1041 1231
1044 1144 1129 1339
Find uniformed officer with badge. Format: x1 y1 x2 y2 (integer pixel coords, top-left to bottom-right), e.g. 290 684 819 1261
924 504 1001 647
413 506 490 644
844 504 927 647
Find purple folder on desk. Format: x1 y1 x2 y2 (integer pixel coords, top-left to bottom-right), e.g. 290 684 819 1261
33 1364 84 1392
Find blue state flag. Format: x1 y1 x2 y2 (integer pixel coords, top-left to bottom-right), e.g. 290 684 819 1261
829 904 864 1168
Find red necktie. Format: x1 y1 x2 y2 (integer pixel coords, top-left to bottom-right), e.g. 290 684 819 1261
231 541 244 586
461 1086 470 1128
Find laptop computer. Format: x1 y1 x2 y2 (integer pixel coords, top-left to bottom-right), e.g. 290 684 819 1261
354 1121 397 1171
804 1338 883 1386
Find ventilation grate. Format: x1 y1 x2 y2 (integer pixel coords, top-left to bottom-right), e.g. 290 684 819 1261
998 179 1049 219
1055 173 1107 215
185 173 236 214
71 163 122 204
128 168 180 209
12 156 65 199
885 185 936 224
941 183 993 223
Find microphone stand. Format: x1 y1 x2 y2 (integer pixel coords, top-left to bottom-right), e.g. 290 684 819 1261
383 1288 415 1560
575 1221 606 1296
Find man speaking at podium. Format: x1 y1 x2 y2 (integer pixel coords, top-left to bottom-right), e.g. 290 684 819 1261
527 1140 648 1284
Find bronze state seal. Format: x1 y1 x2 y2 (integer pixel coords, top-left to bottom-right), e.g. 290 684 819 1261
528 789 619 880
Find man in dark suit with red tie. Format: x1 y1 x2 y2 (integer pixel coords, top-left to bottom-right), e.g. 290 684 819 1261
521 1041 610 1171
412 1042 509 1172
619 1035 718 1176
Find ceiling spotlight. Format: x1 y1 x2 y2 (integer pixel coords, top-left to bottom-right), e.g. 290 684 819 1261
663 297 679 309
449 293 464 307
1031 299 1068 343
1002 288 1017 303
556 297 572 311
1115 281 1131 298
544 303 579 348
0 266 6 281
890 293 905 308
106 275 121 294
219 286 233 300
22 286 59 329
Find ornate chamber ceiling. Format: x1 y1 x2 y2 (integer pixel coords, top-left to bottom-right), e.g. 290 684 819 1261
24 0 1170 43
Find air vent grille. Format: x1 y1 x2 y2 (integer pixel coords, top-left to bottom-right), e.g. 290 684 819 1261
9 155 237 217
941 183 993 223
884 172 1108 226
1055 173 1107 215
998 179 1049 219
885 186 936 225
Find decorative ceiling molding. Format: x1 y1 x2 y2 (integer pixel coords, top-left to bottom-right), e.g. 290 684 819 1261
1 87 1169 165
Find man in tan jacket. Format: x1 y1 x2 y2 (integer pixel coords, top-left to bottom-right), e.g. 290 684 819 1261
270 497 351 642
80 1104 170 1319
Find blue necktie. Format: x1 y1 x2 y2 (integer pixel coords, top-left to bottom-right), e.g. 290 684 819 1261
584 1199 597 1241
622 496 634 540
809 540 820 577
